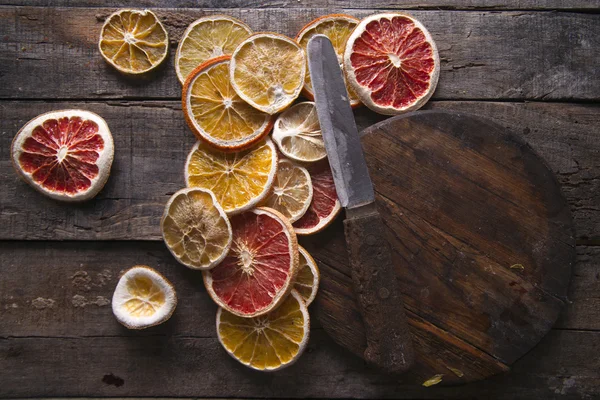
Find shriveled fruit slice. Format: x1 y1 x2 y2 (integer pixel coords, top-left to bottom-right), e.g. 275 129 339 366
296 14 361 108
112 265 177 329
185 139 277 215
182 56 273 151
272 102 325 163
294 246 320 306
262 160 313 223
230 32 306 114
217 289 309 371
161 188 233 270
293 162 341 235
11 109 114 202
204 207 299 318
344 13 440 115
99 9 169 75
175 15 252 84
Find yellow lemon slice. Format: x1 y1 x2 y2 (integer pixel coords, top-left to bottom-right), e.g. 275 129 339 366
262 159 313 223
294 246 320 306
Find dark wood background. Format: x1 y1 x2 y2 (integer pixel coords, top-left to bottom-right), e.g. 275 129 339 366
0 1 599 399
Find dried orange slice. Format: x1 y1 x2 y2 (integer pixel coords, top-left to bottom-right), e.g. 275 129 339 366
11 110 114 202
293 162 341 235
294 246 320 306
217 289 309 371
204 207 299 318
161 188 232 270
185 139 277 214
272 101 326 163
296 14 361 107
262 159 313 223
175 15 252 84
182 56 273 151
344 13 440 115
99 9 169 75
112 266 177 329
230 32 306 114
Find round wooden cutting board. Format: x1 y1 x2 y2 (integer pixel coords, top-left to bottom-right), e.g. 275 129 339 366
301 110 575 385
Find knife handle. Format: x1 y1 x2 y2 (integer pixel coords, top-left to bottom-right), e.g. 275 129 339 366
344 203 414 374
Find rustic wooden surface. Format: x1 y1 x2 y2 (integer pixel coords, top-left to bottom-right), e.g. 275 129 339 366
0 1 599 399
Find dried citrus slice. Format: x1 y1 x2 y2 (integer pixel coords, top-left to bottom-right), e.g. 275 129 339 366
296 14 361 107
185 139 277 215
262 160 313 223
230 32 306 114
294 247 320 306
99 9 169 75
11 110 114 202
344 13 440 115
161 188 232 270
272 102 325 163
204 207 299 318
175 15 252 84
217 289 309 371
182 56 273 151
293 162 341 235
112 266 177 329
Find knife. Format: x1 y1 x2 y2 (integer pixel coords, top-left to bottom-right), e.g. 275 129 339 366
307 35 414 374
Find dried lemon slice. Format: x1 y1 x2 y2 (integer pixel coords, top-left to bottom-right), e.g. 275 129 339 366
112 266 177 329
262 159 313 223
294 246 320 306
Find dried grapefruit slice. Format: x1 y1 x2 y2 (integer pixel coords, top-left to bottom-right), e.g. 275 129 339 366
112 266 177 329
262 159 313 223
203 207 299 318
294 246 320 306
296 14 361 107
272 101 326 163
344 13 440 115
293 162 341 235
185 139 277 214
161 188 233 270
99 9 169 75
11 110 114 202
217 289 309 371
175 15 252 84
182 56 273 151
230 33 306 114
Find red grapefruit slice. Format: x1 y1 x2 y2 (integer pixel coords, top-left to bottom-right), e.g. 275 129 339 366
11 110 114 201
344 13 440 115
203 207 299 318
293 162 341 235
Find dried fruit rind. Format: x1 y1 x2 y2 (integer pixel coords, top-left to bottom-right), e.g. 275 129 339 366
294 246 320 306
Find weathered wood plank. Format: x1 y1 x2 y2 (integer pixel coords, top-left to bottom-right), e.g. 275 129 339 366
0 7 598 100
2 100 598 240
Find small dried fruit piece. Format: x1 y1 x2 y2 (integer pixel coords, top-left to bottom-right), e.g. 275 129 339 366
99 9 169 75
272 102 326 163
112 266 177 329
217 289 309 371
11 109 114 202
262 159 313 223
161 188 233 270
294 246 320 306
204 207 299 318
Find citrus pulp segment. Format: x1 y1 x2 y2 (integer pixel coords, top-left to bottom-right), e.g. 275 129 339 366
262 159 313 223
112 265 177 329
230 32 306 114
11 109 114 202
203 207 299 318
99 9 169 75
293 162 341 235
216 289 309 371
185 139 278 215
176 15 252 84
161 188 233 270
294 246 320 306
272 101 326 163
182 56 273 151
296 14 361 107
343 13 440 115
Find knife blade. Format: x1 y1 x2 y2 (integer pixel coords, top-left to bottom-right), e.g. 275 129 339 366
308 35 414 374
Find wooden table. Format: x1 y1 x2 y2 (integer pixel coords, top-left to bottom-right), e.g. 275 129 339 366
1 1 598 399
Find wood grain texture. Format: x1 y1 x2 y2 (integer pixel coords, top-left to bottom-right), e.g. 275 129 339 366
2 101 598 241
1 7 598 100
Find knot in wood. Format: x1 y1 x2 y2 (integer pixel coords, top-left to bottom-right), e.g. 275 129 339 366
378 287 390 299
